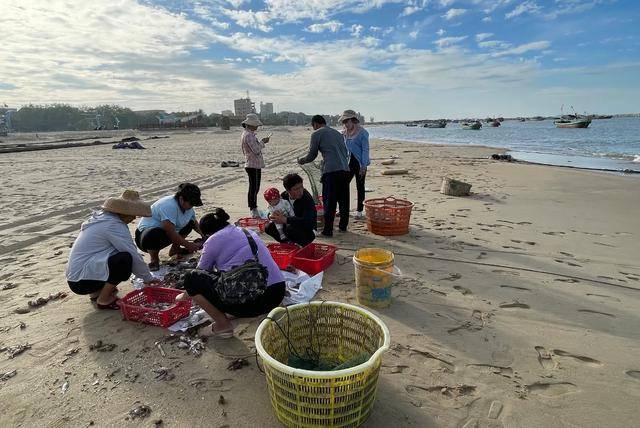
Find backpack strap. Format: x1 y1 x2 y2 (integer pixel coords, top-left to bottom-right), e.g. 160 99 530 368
241 228 260 262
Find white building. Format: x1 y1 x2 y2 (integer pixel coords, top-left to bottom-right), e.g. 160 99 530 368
234 97 255 117
260 102 274 117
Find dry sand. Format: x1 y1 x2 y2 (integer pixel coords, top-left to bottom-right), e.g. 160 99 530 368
0 127 639 427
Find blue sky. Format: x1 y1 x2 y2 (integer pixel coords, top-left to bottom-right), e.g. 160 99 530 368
1 0 638 119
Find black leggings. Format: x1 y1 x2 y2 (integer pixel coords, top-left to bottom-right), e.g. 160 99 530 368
265 221 315 247
245 167 262 209
321 170 350 234
349 154 367 212
183 270 286 318
135 222 194 252
67 252 133 295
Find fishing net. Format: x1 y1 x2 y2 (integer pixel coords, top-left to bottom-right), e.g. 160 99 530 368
300 161 323 203
267 302 371 371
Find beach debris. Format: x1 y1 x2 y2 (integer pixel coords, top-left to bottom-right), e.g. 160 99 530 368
220 160 240 167
440 177 472 196
0 326 10 333
178 335 205 357
27 291 68 308
0 369 17 381
406 383 476 398
227 358 249 371
6 343 31 359
61 380 70 394
89 340 116 352
154 341 166 357
23 292 39 298
491 154 513 161
381 159 396 165
218 394 226 405
64 347 80 357
1 283 17 290
488 400 503 419
153 419 164 427
152 367 175 381
381 168 409 176
14 307 30 314
112 139 146 150
128 404 152 419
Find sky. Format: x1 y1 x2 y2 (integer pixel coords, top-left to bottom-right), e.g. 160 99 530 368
0 0 639 120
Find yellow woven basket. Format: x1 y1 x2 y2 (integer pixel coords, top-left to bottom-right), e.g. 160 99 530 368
255 301 390 428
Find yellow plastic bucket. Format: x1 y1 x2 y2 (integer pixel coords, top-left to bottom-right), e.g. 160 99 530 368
354 248 396 308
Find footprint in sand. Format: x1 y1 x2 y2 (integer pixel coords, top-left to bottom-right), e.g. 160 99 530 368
554 278 580 283
626 370 640 380
527 382 578 397
578 309 615 318
586 293 620 303
543 231 565 236
492 269 520 276
535 346 556 369
499 302 530 309
500 285 531 291
552 350 602 367
453 285 472 295
559 251 574 257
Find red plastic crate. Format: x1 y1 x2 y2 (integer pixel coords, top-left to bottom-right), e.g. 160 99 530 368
236 217 269 232
291 243 337 276
120 287 191 328
267 243 300 269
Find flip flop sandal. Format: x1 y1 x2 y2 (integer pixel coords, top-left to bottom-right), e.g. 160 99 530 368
90 287 119 302
148 261 160 272
96 300 121 310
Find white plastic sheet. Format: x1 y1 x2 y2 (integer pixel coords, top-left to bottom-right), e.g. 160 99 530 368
281 269 323 306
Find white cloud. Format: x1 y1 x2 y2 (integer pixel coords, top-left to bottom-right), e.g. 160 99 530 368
476 32 494 42
482 16 492 22
436 28 446 36
306 21 343 33
442 8 467 20
401 6 422 16
478 40 511 49
481 0 513 14
505 1 541 19
351 24 364 37
492 40 550 56
434 36 468 48
223 9 272 32
362 36 381 47
439 0 456 6
409 30 420 39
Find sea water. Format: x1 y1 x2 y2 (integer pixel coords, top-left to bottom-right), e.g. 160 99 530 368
368 117 640 173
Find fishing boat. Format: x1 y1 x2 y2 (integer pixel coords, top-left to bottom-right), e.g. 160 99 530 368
554 115 592 128
405 122 418 127
461 121 482 130
423 120 447 128
490 120 501 127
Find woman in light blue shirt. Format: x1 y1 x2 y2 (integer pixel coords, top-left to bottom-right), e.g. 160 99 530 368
135 183 204 271
341 110 370 219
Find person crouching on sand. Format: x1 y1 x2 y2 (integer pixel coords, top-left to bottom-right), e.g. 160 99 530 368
135 183 205 271
66 190 160 309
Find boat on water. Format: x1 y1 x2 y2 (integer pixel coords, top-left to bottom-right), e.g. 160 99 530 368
461 121 482 130
423 120 447 128
405 122 418 127
490 120 501 127
554 115 592 128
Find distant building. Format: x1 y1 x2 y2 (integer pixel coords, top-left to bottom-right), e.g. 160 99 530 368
221 110 233 117
260 102 274 117
234 97 255 117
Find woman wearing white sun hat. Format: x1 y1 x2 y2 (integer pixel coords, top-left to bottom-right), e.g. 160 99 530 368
241 113 271 218
341 109 370 220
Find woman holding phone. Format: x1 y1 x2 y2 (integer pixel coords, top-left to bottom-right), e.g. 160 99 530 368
241 113 270 218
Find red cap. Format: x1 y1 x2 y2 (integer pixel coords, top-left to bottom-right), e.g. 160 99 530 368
263 187 280 201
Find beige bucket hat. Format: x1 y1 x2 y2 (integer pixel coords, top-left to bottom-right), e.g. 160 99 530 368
242 113 263 127
339 109 359 123
101 189 151 217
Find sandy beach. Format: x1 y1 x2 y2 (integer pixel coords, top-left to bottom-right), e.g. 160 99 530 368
0 127 639 427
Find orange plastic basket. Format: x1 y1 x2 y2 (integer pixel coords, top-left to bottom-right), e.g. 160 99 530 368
236 217 269 232
364 197 414 236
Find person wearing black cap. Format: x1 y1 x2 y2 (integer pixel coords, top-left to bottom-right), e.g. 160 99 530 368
135 183 205 271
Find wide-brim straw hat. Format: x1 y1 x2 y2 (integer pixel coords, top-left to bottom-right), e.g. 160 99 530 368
339 109 359 123
242 113 263 127
101 189 151 217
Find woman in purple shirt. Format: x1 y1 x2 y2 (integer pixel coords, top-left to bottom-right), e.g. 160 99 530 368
180 208 285 338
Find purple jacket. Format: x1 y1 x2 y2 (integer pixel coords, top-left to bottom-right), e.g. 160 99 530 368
197 225 284 286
